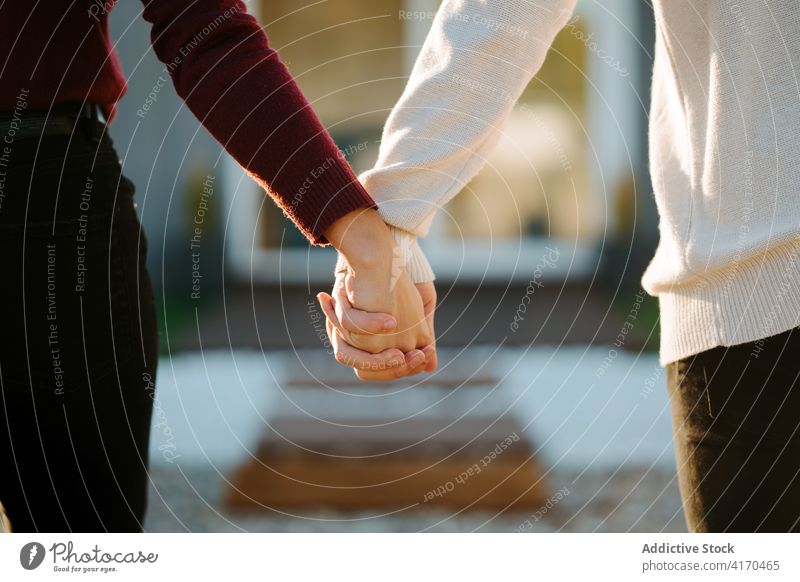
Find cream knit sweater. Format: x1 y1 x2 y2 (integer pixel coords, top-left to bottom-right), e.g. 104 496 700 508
362 0 800 365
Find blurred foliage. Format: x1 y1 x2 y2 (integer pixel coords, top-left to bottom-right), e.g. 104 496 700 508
611 287 660 354
155 293 198 356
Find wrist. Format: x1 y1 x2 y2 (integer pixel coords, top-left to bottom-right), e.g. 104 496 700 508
386 226 435 283
325 208 394 273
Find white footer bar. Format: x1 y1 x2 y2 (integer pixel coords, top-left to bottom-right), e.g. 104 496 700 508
1 533 796 581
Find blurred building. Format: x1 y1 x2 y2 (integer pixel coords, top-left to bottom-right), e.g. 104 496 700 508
108 0 658 350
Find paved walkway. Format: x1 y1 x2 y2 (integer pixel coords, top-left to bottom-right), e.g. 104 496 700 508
144 346 682 532
144 464 686 532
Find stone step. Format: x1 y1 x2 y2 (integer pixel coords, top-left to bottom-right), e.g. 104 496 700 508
225 415 549 512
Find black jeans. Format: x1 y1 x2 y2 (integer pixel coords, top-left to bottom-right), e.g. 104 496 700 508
668 326 800 532
0 119 158 532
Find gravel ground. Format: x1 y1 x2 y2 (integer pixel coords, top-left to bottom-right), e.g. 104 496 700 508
144 463 687 533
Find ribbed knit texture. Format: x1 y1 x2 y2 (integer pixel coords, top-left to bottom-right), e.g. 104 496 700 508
362 0 800 364
388 227 435 282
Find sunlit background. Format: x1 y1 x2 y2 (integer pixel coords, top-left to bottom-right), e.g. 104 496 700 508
107 0 678 532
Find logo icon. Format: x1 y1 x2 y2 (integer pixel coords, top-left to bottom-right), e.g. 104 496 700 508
20 542 45 570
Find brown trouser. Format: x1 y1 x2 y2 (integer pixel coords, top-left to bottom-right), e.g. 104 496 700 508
667 326 800 532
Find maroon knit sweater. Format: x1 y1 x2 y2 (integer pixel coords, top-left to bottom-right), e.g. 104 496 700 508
0 0 375 243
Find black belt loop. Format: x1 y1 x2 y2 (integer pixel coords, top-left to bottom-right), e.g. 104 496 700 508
80 103 103 143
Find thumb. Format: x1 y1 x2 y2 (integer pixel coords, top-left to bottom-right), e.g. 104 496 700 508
341 305 398 335
332 279 397 334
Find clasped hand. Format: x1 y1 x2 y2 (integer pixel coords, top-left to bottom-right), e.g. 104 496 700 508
319 209 436 381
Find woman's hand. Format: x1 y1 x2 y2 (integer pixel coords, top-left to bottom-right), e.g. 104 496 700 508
414 281 438 373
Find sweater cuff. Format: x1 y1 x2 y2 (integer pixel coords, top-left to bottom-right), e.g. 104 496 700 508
295 161 377 245
334 226 436 283
387 226 435 283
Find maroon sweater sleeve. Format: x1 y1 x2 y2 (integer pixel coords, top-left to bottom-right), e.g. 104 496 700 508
140 0 375 244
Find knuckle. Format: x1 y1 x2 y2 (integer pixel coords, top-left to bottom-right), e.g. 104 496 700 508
394 334 415 353
356 336 384 354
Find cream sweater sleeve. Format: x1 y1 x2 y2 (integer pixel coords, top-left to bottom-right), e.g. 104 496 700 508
362 0 578 282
